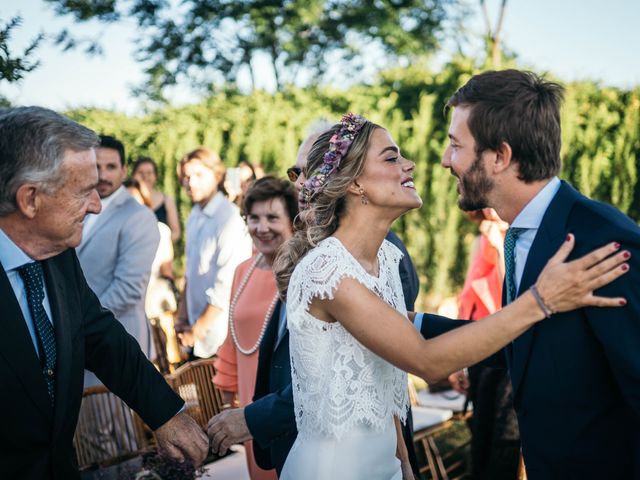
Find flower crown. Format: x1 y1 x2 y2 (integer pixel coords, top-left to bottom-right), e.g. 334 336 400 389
299 113 367 211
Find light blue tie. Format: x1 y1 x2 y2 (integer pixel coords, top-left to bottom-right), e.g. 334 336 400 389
18 262 57 405
504 227 527 304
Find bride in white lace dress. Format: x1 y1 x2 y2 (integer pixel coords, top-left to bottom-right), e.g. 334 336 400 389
274 114 627 480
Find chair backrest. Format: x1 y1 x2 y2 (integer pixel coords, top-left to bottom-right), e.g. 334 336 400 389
165 358 225 429
74 385 154 470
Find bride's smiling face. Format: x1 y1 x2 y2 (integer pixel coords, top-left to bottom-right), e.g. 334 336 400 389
353 128 422 215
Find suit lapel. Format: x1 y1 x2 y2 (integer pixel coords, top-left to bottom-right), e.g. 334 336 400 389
509 181 579 396
254 302 281 398
0 262 53 420
43 258 74 438
273 304 288 352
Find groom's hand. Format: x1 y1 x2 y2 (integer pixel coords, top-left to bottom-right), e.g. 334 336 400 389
155 412 209 467
207 407 253 456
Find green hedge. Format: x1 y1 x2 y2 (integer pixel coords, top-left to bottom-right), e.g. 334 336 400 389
67 60 640 308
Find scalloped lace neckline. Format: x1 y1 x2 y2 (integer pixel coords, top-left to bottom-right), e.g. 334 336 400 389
325 236 383 281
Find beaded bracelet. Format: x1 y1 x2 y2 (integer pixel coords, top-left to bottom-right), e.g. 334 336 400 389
530 285 554 318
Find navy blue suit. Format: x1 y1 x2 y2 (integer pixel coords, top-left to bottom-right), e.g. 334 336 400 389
422 181 640 479
245 301 296 475
246 231 420 475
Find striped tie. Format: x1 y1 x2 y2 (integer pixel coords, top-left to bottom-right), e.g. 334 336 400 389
504 227 527 304
18 262 57 405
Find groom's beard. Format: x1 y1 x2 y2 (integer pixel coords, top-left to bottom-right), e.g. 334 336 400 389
456 154 494 212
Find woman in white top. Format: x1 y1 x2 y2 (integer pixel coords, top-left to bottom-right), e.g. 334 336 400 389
274 114 628 479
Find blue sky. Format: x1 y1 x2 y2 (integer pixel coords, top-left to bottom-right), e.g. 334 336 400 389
2 0 639 114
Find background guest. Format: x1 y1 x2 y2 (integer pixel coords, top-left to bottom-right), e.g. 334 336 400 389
132 156 182 243
126 178 183 372
175 147 252 358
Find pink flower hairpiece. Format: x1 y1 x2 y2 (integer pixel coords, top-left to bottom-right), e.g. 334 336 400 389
299 113 367 211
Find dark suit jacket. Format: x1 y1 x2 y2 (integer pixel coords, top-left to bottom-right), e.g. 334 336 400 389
0 248 184 480
245 301 296 475
386 230 420 311
422 181 640 480
246 231 421 475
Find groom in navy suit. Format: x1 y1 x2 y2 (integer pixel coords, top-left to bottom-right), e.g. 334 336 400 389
420 69 640 479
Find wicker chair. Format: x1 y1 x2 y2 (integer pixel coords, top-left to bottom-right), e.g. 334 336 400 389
73 385 154 470
165 358 225 429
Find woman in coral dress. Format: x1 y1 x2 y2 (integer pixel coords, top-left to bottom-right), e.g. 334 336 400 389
213 177 297 480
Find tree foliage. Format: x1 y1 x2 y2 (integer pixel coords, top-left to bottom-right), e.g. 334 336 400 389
46 0 459 98
66 62 640 307
0 16 44 83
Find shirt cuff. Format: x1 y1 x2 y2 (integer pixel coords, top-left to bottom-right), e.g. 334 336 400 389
413 312 424 332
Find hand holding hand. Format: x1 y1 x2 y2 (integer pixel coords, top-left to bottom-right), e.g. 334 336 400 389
207 407 253 456
155 412 209 467
534 235 629 314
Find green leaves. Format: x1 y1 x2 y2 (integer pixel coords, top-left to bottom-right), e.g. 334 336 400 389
46 0 460 99
0 16 44 83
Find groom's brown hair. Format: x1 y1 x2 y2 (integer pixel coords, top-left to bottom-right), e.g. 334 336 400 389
446 69 564 183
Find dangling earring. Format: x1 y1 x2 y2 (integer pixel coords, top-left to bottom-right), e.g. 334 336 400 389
359 187 368 205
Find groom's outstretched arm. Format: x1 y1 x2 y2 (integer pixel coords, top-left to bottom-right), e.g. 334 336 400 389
415 312 469 339
415 312 507 369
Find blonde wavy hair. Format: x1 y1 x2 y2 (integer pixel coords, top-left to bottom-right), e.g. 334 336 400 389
274 119 381 300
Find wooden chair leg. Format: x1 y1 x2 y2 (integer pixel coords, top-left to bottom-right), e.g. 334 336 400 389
423 438 441 480
427 436 449 480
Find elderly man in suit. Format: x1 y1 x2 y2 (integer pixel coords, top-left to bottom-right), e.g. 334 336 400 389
416 69 640 479
0 106 208 479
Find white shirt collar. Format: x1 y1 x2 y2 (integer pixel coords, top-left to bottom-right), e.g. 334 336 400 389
199 191 226 218
100 185 126 211
511 176 561 230
0 227 35 272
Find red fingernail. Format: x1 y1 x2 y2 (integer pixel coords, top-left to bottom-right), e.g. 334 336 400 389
623 251 631 259
614 242 621 249
621 264 629 271
620 299 627 306
566 234 572 242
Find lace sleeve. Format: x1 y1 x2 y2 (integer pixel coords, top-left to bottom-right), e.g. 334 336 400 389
286 238 372 328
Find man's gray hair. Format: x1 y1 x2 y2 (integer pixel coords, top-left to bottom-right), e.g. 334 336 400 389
0 106 99 216
297 119 333 157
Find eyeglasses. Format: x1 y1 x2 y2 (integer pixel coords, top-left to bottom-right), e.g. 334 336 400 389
286 166 302 182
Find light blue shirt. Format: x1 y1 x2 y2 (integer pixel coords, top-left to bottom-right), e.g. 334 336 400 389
510 176 561 293
0 227 54 358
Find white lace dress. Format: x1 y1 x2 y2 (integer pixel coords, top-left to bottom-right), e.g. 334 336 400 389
280 236 409 480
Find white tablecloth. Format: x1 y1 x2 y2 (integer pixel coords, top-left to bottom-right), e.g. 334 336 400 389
201 445 250 480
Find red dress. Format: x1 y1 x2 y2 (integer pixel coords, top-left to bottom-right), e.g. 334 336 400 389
458 234 504 320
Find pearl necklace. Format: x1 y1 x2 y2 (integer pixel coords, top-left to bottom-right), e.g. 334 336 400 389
229 253 279 356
